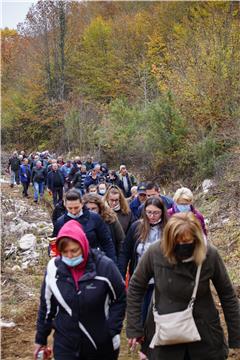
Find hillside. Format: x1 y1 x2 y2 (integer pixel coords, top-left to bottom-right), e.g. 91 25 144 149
1 150 240 359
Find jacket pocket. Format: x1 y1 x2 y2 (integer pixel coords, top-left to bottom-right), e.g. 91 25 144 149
207 318 225 347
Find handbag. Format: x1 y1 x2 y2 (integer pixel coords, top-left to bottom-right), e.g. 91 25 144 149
149 264 202 347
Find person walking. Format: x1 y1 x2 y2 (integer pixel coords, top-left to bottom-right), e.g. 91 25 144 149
117 165 137 198
31 160 47 203
52 189 117 264
83 193 125 261
34 220 126 360
47 163 65 206
8 151 21 187
127 212 240 360
19 158 31 197
168 187 207 236
104 185 135 234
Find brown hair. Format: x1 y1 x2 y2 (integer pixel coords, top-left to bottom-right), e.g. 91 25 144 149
65 189 82 202
137 197 168 243
83 193 117 224
57 237 79 252
103 185 131 215
161 212 206 265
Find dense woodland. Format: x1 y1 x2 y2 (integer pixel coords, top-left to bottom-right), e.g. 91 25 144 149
2 1 240 183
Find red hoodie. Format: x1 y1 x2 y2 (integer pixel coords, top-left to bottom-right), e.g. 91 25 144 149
56 220 89 289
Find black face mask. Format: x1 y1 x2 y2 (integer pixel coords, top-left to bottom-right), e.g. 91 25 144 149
174 243 195 260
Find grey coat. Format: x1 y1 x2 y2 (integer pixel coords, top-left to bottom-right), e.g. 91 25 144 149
126 241 240 360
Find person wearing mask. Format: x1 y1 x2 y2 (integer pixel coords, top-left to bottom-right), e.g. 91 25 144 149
120 197 168 360
127 212 240 360
104 185 135 234
130 183 147 218
52 189 117 264
83 193 125 260
117 165 137 198
168 187 207 236
8 151 21 187
31 160 47 203
98 182 108 196
34 220 126 360
47 163 65 206
19 158 31 197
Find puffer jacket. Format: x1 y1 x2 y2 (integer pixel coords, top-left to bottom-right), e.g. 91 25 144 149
35 250 126 358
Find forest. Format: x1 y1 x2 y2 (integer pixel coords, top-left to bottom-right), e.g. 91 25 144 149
1 1 240 184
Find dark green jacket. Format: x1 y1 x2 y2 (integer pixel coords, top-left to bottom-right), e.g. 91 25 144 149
127 241 240 360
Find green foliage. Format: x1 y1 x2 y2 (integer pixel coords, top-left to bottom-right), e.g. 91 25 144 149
191 130 221 180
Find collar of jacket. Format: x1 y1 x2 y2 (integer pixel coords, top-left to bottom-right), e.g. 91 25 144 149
65 206 90 224
55 249 98 283
151 241 211 280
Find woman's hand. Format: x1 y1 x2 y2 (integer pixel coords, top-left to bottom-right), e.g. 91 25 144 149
128 338 138 351
128 337 144 352
34 343 44 359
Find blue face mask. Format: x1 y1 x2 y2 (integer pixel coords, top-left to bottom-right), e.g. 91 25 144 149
67 211 82 219
177 204 191 213
62 254 84 267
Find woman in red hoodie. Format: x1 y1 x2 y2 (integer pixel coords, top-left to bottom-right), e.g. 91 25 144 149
34 220 126 360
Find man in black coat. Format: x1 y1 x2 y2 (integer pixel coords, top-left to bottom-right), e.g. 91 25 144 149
52 189 117 264
8 151 21 187
47 163 65 206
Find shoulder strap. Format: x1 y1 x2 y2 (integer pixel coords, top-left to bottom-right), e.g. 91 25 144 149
152 263 202 311
188 264 202 308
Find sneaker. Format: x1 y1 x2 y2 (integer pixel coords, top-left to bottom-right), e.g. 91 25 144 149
34 199 38 203
10 184 14 188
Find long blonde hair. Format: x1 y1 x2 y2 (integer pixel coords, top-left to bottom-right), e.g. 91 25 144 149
103 185 131 215
161 212 206 265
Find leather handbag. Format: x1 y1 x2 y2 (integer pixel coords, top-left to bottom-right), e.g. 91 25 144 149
150 264 202 347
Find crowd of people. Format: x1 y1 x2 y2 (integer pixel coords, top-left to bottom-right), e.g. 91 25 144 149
7 151 240 360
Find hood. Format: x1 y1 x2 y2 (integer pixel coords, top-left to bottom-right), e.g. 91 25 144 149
56 220 89 262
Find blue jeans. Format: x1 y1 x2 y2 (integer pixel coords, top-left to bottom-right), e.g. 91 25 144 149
10 170 20 185
33 181 44 201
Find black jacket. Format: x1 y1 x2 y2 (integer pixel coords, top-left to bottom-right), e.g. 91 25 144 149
53 207 117 264
31 167 47 184
47 170 64 190
35 250 126 357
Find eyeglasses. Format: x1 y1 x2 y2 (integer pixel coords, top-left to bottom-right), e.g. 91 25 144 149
109 199 120 203
146 210 162 216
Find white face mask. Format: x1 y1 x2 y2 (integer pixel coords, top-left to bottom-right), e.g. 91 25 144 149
112 204 121 211
98 189 106 195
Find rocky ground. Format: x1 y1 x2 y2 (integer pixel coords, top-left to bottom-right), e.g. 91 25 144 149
1 149 240 359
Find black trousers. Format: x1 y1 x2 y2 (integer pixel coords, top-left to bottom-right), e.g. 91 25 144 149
52 187 63 206
22 182 30 196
